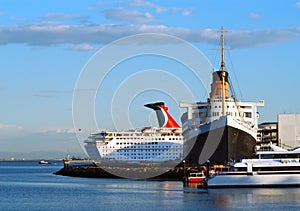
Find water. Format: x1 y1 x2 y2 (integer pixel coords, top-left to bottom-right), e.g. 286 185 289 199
0 162 300 210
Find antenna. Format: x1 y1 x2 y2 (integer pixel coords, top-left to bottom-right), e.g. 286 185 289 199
212 26 232 116
220 26 226 115
216 26 228 116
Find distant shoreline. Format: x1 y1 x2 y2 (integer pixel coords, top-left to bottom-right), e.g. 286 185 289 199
0 159 63 162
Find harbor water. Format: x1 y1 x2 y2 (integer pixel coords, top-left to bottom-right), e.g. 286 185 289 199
1 161 300 210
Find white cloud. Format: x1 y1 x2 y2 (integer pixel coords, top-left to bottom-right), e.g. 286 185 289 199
0 22 299 48
0 123 25 140
180 8 193 16
103 8 156 23
129 0 157 8
155 7 167 13
33 90 72 99
0 123 23 130
248 13 261 19
41 13 77 20
40 13 90 24
129 0 192 16
0 128 84 158
67 43 96 51
31 126 76 134
55 128 77 134
295 2 300 8
225 28 300 47
171 8 193 16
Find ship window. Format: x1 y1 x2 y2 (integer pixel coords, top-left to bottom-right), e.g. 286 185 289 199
245 112 252 118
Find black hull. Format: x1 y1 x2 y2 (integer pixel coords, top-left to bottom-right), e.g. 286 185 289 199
184 126 256 165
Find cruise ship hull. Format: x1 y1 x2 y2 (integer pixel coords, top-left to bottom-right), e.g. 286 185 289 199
184 117 256 165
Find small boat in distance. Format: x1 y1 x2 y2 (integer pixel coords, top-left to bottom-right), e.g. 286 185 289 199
38 160 51 165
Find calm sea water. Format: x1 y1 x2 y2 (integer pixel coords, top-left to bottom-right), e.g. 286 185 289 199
1 161 300 210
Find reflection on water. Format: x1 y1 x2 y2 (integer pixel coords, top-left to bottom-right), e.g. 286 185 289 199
181 179 300 210
1 162 300 210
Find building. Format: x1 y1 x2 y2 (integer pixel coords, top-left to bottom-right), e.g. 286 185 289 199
278 114 300 149
257 114 300 150
257 122 278 150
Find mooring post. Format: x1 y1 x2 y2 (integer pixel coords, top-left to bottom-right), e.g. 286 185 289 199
205 160 210 178
182 160 188 186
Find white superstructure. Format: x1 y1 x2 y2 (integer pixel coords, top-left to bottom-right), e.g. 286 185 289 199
85 128 183 162
180 99 264 141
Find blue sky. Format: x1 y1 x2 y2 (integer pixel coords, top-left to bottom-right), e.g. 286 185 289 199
1 0 300 159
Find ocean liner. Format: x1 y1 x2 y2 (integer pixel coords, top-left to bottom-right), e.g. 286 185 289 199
180 27 264 165
84 102 183 163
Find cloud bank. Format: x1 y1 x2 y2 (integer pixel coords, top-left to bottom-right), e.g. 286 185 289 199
0 22 299 49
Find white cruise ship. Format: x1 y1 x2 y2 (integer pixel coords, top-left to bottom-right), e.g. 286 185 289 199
84 102 183 163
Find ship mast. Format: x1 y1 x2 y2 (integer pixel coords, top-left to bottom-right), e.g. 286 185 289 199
220 27 226 116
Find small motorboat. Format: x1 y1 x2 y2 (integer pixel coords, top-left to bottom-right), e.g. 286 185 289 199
187 172 205 183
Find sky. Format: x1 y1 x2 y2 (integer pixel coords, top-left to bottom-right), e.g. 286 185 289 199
1 0 300 159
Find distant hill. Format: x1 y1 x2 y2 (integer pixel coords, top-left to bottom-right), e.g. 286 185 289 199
0 151 86 161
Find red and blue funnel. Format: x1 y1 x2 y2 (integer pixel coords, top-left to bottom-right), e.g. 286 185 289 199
144 102 180 128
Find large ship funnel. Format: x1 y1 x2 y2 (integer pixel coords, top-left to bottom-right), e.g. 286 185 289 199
144 102 180 128
210 71 229 99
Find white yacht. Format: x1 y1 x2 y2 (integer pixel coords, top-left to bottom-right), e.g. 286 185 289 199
204 148 300 188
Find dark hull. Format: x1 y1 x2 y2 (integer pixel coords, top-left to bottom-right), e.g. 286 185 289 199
184 126 256 165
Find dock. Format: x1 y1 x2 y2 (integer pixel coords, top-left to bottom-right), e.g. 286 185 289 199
55 161 204 181
63 158 95 167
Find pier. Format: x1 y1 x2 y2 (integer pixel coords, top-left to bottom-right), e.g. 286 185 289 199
63 158 95 167
55 161 207 181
